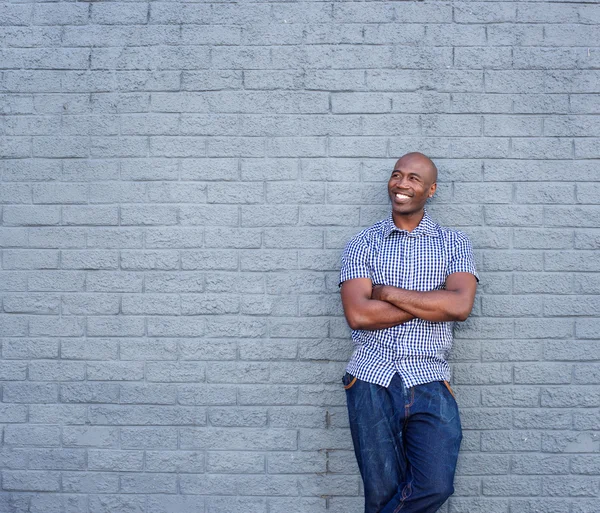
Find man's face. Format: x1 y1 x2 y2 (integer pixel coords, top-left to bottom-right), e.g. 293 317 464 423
387 156 437 216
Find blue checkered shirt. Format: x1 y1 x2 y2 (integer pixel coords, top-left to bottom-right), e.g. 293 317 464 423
339 209 479 388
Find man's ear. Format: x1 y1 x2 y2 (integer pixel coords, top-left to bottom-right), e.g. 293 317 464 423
428 182 437 198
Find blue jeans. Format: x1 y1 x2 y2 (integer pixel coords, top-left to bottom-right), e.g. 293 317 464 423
343 372 462 513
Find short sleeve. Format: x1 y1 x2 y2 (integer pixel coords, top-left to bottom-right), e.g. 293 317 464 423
339 235 371 286
447 231 479 282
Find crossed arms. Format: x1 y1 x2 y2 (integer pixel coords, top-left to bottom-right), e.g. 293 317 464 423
340 273 478 331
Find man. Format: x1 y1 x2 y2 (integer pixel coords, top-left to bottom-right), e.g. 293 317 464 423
339 152 479 513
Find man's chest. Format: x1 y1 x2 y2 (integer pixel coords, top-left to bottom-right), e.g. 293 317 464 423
368 235 449 291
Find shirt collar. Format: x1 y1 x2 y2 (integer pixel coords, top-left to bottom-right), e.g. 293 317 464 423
383 209 440 238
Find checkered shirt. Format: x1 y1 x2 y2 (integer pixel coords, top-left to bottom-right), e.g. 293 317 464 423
339 209 479 388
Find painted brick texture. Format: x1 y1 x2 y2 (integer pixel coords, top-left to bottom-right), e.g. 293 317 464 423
1 1 599 512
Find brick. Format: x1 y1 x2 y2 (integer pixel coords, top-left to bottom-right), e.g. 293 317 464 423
575 138 600 159
455 3 516 23
2 338 58 359
120 250 179 270
32 3 88 25
145 229 205 250
120 385 177 405
91 3 148 25
326 449 359 474
514 94 569 114
180 427 296 451
178 206 233 227
572 500 600 513
514 363 572 385
573 364 600 385
61 250 119 270
571 94 600 114
3 206 60 226
4 425 60 446
545 251 600 271
204 273 263 293
3 470 60 492
146 362 206 383
88 449 143 472
3 251 58 270
86 272 143 292
481 338 540 363
206 498 265 513
205 227 261 249
486 205 544 227
179 338 236 361
514 410 572 430
456 454 510 476
571 455 600 475
180 474 239 495
485 160 596 182
542 386 600 407
455 47 512 69
208 407 267 427
30 316 85 336
29 495 88 513
453 363 512 385
453 183 511 204
481 431 541 452
576 183 600 205
298 474 360 496
513 229 573 249
206 451 264 474
545 340 600 361
545 296 600 316
481 296 543 317
87 317 144 337
542 476 599 497
426 24 486 47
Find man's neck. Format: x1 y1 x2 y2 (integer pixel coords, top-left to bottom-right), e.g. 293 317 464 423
392 209 425 232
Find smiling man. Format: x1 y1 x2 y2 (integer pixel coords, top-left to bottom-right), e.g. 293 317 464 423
339 152 479 513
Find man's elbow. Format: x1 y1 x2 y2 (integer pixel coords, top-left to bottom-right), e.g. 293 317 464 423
345 313 366 331
452 301 474 322
343 307 372 330
454 311 470 322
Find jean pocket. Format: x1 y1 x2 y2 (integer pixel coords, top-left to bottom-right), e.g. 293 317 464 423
342 372 358 390
443 380 456 400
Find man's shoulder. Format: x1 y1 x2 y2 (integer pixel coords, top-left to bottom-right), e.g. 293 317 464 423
346 218 388 247
432 225 476 260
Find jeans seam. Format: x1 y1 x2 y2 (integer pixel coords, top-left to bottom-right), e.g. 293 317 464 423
393 481 412 513
404 386 415 420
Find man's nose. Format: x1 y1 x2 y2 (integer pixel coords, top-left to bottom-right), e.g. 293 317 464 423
398 176 412 188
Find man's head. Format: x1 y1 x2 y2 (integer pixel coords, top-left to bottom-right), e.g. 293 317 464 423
388 152 437 217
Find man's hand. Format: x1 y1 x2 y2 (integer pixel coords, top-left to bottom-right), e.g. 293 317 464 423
371 284 390 302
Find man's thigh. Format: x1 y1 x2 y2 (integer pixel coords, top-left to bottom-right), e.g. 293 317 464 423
403 380 462 492
343 373 409 510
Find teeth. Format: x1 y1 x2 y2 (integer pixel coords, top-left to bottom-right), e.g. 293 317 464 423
396 193 410 199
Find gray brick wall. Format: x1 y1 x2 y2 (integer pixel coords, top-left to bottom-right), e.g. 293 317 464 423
1 1 599 512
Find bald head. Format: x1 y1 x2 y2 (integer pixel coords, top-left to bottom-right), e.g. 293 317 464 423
394 152 438 185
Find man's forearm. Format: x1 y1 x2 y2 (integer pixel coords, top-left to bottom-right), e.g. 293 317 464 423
344 298 415 331
373 286 470 322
